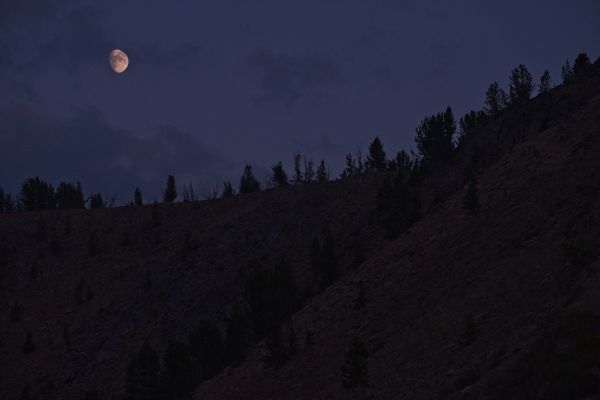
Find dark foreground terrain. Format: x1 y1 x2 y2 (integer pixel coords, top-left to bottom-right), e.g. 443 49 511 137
2 59 600 399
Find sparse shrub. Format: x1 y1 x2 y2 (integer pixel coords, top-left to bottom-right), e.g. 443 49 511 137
163 175 177 203
341 338 369 389
463 176 480 215
239 165 260 194
22 332 35 354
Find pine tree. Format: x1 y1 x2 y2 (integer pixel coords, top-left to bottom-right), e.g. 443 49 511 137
292 152 302 184
573 53 591 76
483 82 507 115
458 110 487 144
0 186 5 213
538 70 552 93
56 182 85 209
163 175 177 203
89 193 105 209
463 176 479 215
341 153 357 178
270 161 289 187
221 181 235 198
125 341 160 400
19 177 56 211
239 165 260 194
561 59 573 84
134 187 143 206
316 160 329 183
188 320 226 382
508 64 534 104
366 136 387 172
341 338 369 389
414 106 455 166
225 303 250 365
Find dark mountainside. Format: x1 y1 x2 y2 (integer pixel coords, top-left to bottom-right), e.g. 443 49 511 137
1 58 600 400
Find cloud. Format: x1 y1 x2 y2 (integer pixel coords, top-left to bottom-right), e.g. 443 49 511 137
248 50 343 109
0 105 232 201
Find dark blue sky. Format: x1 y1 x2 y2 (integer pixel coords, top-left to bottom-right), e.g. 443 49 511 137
1 0 598 201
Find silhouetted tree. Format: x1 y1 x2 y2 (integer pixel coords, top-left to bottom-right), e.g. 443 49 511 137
239 165 260 194
508 64 534 104
292 152 302 184
414 106 455 166
341 338 369 389
483 82 507 115
538 70 552 93
56 182 85 209
303 156 315 183
377 172 421 239
225 303 250 365
163 175 177 203
125 341 160 400
19 177 56 211
244 259 297 344
463 176 479 215
573 52 591 76
0 187 5 213
270 161 289 187
134 187 143 206
394 150 413 176
188 320 226 382
458 110 487 144
89 193 105 209
316 159 329 183
22 332 35 354
161 340 195 399
341 153 357 178
4 194 14 213
561 59 573 84
221 181 235 198
366 136 387 172
310 234 337 290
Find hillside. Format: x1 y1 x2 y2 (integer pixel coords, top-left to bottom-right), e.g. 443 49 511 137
1 59 600 400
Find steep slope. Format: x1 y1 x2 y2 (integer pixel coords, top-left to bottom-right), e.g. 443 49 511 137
0 176 386 399
193 66 600 399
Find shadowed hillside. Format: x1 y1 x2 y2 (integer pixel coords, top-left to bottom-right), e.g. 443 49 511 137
1 59 600 400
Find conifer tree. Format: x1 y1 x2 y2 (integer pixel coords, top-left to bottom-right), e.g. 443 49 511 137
221 181 235 198
163 175 177 203
0 187 5 213
508 64 534 104
538 70 552 93
225 303 250 365
270 161 289 187
561 59 573 84
161 340 194 399
316 160 329 183
292 153 302 184
19 177 56 211
458 110 487 144
573 53 591 75
239 165 260 194
483 82 507 115
414 106 455 166
366 136 387 172
188 320 226 382
56 182 85 209
134 187 143 206
303 157 315 183
463 176 479 215
89 193 105 209
125 341 160 400
341 338 369 389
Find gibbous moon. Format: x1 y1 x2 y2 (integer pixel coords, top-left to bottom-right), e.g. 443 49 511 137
109 49 129 74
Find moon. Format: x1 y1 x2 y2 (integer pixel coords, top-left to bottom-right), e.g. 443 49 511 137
109 49 129 74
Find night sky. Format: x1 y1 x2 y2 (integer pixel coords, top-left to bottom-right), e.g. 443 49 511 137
1 0 598 201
